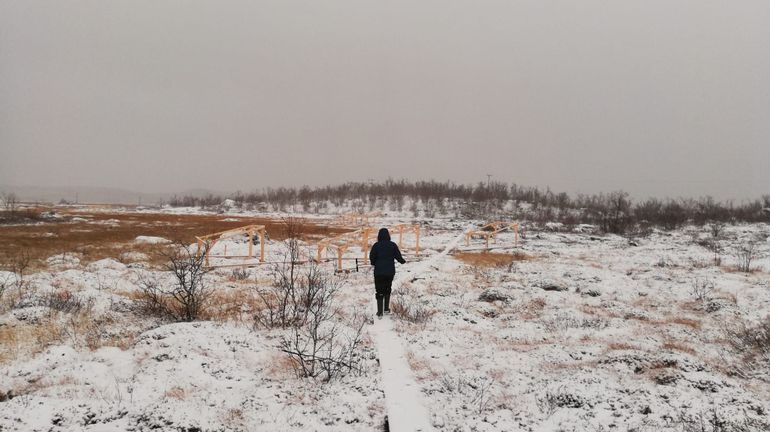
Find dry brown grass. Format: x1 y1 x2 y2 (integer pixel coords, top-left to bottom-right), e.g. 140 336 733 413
453 251 532 268
200 288 263 323
580 304 622 319
164 386 187 400
0 209 348 270
657 317 702 330
265 352 300 379
221 408 245 427
518 297 547 320
405 350 440 381
720 265 763 274
661 340 697 355
606 342 640 351
0 321 62 364
390 296 437 325
541 359 600 372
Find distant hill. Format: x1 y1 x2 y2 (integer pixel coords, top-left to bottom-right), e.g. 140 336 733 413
0 185 226 205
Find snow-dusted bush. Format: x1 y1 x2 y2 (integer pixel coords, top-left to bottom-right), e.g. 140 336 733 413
230 267 249 281
253 222 329 329
438 374 496 415
724 315 770 376
137 242 212 322
734 240 758 273
390 288 436 325
280 306 366 382
272 263 366 381
691 278 715 302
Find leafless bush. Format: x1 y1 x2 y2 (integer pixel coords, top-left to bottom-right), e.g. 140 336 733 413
1 192 19 213
281 313 366 382
254 259 331 329
691 278 715 302
734 241 758 273
537 386 586 416
254 233 322 328
439 374 496 414
231 267 249 281
137 242 212 321
136 273 174 319
390 288 436 325
42 289 86 314
708 222 725 266
723 315 770 376
1 252 35 309
542 313 609 332
676 406 770 432
253 219 330 329
277 271 366 381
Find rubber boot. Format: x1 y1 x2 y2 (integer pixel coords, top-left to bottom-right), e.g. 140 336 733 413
383 293 391 314
376 295 384 317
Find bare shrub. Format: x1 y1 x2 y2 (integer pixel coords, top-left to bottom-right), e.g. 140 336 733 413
390 288 436 325
707 222 725 266
255 259 331 329
136 273 175 319
537 386 586 415
253 221 329 329
676 406 770 432
691 278 715 302
0 272 9 307
439 374 496 414
723 315 770 376
0 253 38 311
1 192 19 214
137 242 212 321
231 267 249 281
734 241 758 273
454 251 531 268
279 275 366 381
543 313 609 332
42 289 86 314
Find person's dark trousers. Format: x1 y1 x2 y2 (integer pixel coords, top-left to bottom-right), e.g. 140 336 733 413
374 275 394 315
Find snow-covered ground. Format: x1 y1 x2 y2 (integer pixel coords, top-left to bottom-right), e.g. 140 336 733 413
1 208 769 431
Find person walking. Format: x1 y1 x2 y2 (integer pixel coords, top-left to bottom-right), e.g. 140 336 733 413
369 227 406 318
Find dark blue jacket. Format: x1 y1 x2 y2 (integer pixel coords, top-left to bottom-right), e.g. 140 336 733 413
369 228 405 276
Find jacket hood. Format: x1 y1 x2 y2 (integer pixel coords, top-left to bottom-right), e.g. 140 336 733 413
377 228 391 242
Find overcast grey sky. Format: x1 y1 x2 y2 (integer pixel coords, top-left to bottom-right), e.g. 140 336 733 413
1 0 768 200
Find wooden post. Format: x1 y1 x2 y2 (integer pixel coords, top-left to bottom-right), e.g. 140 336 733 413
361 229 369 260
337 247 343 272
415 225 421 255
248 230 253 258
259 229 265 262
514 225 519 247
317 244 323 262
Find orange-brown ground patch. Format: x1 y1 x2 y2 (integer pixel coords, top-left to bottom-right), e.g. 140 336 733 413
452 250 532 268
0 206 349 269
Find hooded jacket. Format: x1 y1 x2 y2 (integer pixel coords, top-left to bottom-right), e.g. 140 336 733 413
369 228 406 276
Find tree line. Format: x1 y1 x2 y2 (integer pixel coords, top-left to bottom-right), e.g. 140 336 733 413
165 180 770 234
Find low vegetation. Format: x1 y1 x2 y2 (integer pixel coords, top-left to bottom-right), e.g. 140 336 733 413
164 180 770 233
